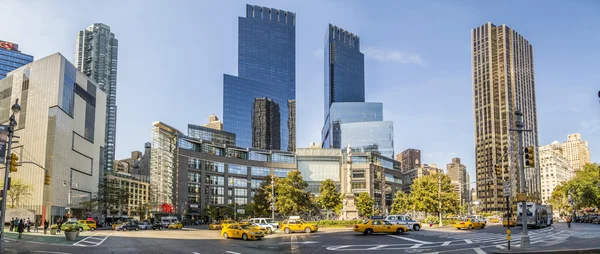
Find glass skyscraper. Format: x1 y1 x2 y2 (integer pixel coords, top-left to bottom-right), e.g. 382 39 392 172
75 23 119 173
0 40 33 79
223 4 296 152
321 26 394 158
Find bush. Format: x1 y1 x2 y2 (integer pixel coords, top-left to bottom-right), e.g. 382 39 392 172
313 220 363 226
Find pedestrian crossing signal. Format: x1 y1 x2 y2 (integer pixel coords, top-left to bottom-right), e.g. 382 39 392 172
9 153 18 173
523 146 535 167
44 173 51 185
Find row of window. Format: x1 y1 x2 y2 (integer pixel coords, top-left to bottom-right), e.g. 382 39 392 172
187 157 294 177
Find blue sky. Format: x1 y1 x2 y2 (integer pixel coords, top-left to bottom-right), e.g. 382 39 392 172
2 0 599 180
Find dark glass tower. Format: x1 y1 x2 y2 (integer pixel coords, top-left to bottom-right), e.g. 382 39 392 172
252 98 281 150
0 40 33 79
223 4 296 151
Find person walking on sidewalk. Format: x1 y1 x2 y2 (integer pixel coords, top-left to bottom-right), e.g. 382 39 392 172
566 216 571 228
17 219 24 239
34 219 39 233
26 218 31 232
44 219 49 234
57 219 62 233
9 217 14 231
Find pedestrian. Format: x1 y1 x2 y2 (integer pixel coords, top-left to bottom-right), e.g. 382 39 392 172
27 217 31 232
9 217 14 231
34 219 39 233
57 219 62 233
44 219 49 234
17 219 24 239
566 216 571 229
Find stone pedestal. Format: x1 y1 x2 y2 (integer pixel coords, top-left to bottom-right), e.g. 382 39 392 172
344 193 358 220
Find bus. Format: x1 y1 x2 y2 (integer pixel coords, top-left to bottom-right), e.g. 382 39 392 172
517 202 552 228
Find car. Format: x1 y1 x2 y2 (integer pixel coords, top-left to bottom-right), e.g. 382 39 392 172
61 221 89 232
280 218 318 234
209 221 222 230
249 218 277 234
78 220 97 230
489 217 500 223
592 216 600 224
151 222 164 230
384 215 422 231
503 218 516 227
138 222 152 230
221 224 264 241
454 218 485 230
353 217 409 235
168 221 183 229
120 222 140 231
112 221 125 230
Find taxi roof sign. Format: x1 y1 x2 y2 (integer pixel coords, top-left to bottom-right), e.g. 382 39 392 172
370 216 384 220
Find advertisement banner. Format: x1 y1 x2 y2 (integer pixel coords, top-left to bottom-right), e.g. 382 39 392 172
0 125 9 164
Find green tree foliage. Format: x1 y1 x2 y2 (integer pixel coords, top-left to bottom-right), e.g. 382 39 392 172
355 192 375 218
318 179 342 217
2 178 33 208
548 183 571 216
251 175 278 217
390 191 411 214
275 170 311 216
94 179 131 215
557 163 600 210
205 205 220 220
410 173 459 215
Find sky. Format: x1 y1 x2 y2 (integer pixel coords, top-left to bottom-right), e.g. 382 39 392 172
2 0 599 181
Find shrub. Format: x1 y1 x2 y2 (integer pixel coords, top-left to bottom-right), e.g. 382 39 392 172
313 220 363 226
49 224 58 229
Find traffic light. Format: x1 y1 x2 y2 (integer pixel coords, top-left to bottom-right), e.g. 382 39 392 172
9 153 18 173
524 146 535 167
44 173 51 185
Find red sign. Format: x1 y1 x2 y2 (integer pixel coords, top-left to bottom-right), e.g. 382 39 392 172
0 41 17 51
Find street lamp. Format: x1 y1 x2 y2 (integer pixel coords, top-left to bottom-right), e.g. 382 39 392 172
0 99 20 252
63 180 80 216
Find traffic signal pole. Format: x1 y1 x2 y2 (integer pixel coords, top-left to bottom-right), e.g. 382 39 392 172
0 119 15 252
511 110 531 248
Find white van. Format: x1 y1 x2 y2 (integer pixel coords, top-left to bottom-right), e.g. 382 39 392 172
249 218 278 233
161 216 178 227
384 215 422 231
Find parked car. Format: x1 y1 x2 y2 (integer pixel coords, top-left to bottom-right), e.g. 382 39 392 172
138 222 152 230
151 222 164 230
120 222 140 231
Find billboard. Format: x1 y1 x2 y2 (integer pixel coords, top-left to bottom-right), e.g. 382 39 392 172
0 41 18 51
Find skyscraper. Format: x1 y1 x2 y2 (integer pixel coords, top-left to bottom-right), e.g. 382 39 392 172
561 133 590 171
223 4 295 151
0 40 33 79
287 99 296 151
252 97 281 150
472 23 540 211
75 23 119 173
447 158 469 206
321 25 394 157
539 141 573 205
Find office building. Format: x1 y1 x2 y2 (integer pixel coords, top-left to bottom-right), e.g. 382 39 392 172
114 146 151 181
397 149 421 172
188 116 236 145
150 122 181 209
288 100 296 151
223 4 296 151
0 53 106 219
75 23 119 174
0 40 33 79
203 114 223 130
402 164 443 193
472 23 540 211
105 172 150 218
252 97 281 150
561 133 590 171
539 141 574 204
296 148 343 194
321 26 394 158
447 158 469 206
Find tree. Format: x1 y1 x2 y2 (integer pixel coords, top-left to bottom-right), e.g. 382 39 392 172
558 163 600 210
78 199 99 213
355 192 375 218
5 178 33 208
205 205 220 221
409 173 459 216
390 191 411 214
94 179 131 215
275 170 311 216
318 179 342 219
252 175 278 217
548 183 571 216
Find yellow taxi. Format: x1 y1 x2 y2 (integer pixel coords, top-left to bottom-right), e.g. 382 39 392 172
353 216 408 235
280 217 318 234
221 223 264 241
112 221 125 230
209 221 222 230
222 219 237 228
503 218 516 227
489 217 500 223
78 220 97 230
167 221 183 229
454 218 485 230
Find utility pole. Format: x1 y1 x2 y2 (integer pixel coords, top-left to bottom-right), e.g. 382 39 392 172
0 99 20 253
510 110 531 248
438 173 442 227
271 175 275 221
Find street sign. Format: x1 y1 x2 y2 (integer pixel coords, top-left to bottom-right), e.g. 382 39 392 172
507 235 511 241
516 193 527 202
506 229 511 234
0 125 8 164
503 182 511 197
237 209 245 215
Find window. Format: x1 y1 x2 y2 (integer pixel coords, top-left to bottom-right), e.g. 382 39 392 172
274 168 292 178
210 187 224 195
206 161 224 173
234 188 247 197
206 175 224 185
188 158 201 169
351 156 368 164
251 167 270 176
272 153 295 163
188 172 200 183
230 177 247 187
228 164 248 175
249 151 268 162
187 184 200 194
251 179 263 189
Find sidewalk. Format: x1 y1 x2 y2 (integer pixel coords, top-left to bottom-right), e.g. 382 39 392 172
4 229 95 246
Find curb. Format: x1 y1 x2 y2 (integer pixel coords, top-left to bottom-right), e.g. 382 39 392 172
493 248 600 254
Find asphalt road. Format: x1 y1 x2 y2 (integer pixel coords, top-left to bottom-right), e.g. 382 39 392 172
6 222 600 254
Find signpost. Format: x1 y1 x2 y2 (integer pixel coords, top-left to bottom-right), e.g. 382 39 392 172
504 181 512 250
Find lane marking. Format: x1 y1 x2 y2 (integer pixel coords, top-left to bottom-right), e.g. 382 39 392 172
495 244 506 249
290 235 299 253
367 245 388 250
411 244 423 248
473 248 486 254
33 252 71 254
441 241 451 246
225 252 241 254
326 245 350 250
464 239 473 244
388 235 433 244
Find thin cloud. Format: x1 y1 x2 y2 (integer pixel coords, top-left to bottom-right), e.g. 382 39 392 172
312 49 324 61
363 47 426 67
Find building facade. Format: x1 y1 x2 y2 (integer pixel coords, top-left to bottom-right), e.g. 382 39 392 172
150 122 181 209
540 141 574 204
446 158 469 206
252 97 281 150
105 172 150 218
402 164 442 193
340 121 394 158
472 23 540 211
398 149 421 172
223 4 296 151
296 148 343 194
0 40 33 79
75 23 119 174
0 53 106 220
188 124 236 145
561 133 590 171
204 114 223 130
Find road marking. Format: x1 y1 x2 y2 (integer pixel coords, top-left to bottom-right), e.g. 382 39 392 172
441 241 451 246
290 235 299 253
473 248 486 254
225 252 241 254
388 235 433 244
410 244 423 248
464 239 473 244
367 245 388 250
326 245 350 250
73 232 112 247
495 244 505 249
33 252 71 254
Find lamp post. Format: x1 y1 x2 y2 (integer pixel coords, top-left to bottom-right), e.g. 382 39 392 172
63 180 80 217
0 99 21 253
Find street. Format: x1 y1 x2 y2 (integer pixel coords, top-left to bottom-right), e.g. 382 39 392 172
5 222 600 254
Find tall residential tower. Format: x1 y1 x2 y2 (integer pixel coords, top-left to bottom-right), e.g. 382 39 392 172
561 133 590 171
223 4 296 151
75 23 119 173
472 23 540 212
